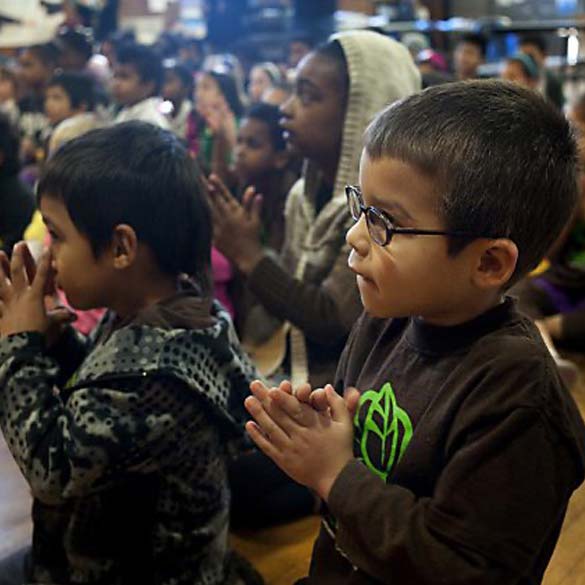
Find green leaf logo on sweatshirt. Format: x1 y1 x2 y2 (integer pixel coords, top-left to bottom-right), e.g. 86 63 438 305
354 382 413 482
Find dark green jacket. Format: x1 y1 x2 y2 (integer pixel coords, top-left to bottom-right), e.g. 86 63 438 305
0 294 256 585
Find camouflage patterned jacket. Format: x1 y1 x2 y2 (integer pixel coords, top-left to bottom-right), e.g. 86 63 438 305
0 293 256 585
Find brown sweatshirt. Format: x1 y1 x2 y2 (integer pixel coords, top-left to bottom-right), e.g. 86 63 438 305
303 298 585 585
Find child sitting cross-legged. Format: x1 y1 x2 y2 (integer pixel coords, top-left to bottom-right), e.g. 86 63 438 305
0 121 257 585
244 81 585 584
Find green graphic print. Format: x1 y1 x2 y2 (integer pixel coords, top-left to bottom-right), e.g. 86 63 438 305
354 382 413 482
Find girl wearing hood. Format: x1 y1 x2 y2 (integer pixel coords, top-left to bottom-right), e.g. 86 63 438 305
210 30 420 389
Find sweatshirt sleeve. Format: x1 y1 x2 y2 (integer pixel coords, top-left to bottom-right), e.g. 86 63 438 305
326 399 580 583
247 241 362 346
0 332 211 505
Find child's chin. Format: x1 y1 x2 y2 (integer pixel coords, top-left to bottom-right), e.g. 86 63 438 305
363 301 406 320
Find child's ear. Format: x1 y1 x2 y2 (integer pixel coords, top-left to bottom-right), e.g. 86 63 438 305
110 224 138 270
472 239 519 290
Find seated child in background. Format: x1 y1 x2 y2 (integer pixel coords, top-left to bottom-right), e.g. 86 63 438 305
209 102 298 383
161 60 193 139
453 33 486 80
244 81 585 584
112 43 170 129
568 91 585 135
248 62 283 104
188 70 244 177
55 26 93 73
232 102 297 252
17 43 59 172
0 66 19 124
519 34 565 110
0 122 256 585
514 133 585 385
45 71 102 156
0 112 35 256
501 53 540 91
188 69 247 319
260 79 292 107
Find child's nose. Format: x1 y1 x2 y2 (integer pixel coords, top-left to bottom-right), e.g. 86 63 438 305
279 96 293 119
346 215 370 257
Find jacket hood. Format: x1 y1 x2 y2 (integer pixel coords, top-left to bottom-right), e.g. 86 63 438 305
66 301 256 434
305 30 421 205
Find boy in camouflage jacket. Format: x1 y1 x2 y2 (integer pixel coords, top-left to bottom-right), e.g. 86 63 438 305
0 122 256 585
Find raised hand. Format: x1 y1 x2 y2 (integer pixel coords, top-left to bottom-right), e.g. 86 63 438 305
244 383 355 502
0 243 76 341
207 173 264 274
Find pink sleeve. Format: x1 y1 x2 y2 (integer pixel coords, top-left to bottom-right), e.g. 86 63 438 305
211 247 235 318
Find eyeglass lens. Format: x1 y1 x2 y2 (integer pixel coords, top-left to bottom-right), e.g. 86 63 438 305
347 187 390 246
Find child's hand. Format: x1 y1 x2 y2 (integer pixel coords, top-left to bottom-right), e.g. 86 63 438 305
0 244 75 340
274 379 361 417
208 174 264 274
0 243 52 337
245 383 355 502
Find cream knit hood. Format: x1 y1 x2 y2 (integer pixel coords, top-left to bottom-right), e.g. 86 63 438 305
304 30 421 207
282 31 421 385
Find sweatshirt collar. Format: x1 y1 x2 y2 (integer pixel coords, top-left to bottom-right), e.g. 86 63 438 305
406 297 517 354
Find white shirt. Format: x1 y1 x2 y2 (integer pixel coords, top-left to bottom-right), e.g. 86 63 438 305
115 97 171 130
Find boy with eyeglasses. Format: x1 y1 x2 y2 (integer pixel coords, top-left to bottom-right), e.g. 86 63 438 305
242 81 585 584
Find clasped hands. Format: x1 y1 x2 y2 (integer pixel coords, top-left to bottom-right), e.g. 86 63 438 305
245 379 361 502
207 174 265 275
0 242 75 341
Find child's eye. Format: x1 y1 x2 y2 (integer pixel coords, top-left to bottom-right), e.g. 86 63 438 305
298 92 315 105
295 87 316 106
48 229 59 241
380 211 397 226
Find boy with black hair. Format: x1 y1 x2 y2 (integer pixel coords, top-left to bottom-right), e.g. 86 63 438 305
288 32 316 69
162 60 193 138
55 27 93 72
45 71 102 155
0 121 256 585
244 81 585 584
113 43 169 128
0 112 34 256
519 33 564 109
453 32 486 80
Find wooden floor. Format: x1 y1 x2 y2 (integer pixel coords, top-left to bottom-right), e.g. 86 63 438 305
1 381 584 584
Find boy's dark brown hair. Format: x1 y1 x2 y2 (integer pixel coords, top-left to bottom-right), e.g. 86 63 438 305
37 122 212 291
365 80 579 284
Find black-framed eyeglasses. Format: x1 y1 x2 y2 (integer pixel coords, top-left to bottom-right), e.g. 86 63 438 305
345 185 485 247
